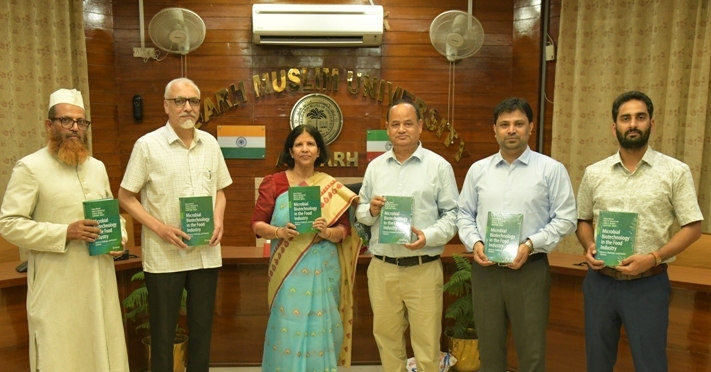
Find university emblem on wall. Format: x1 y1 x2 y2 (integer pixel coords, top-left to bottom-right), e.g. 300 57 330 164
290 93 343 145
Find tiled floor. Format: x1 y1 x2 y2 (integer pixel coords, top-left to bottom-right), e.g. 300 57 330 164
209 366 382 372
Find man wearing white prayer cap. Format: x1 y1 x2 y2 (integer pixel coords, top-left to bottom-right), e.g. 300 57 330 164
0 88 130 371
49 88 85 109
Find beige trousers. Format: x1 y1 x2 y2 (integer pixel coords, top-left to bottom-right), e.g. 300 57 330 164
367 258 443 372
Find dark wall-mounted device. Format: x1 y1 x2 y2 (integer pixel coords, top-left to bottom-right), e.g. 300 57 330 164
132 94 143 122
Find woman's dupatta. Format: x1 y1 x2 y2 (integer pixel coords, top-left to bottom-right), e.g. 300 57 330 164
266 172 362 366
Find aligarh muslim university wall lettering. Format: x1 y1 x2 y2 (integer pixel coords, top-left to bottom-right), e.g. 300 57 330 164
195 67 469 163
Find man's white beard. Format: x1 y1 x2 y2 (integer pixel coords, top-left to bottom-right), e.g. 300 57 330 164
180 119 195 129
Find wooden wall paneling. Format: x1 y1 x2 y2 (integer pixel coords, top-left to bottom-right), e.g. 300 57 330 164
3 248 710 370
672 235 711 270
510 270 711 371
22 1 570 368
513 0 542 152
543 0 561 156
351 263 381 364
668 290 711 370
0 286 29 348
381 0 510 168
541 272 586 371
383 0 475 7
0 236 19 264
118 268 149 372
201 257 469 366
609 288 711 371
545 327 587 371
85 0 120 197
109 0 522 247
84 0 112 17
210 265 269 365
0 285 29 371
87 47 115 67
0 346 30 372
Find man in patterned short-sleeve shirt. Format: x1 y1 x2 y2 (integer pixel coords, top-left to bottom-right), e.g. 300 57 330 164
118 77 232 372
576 91 703 372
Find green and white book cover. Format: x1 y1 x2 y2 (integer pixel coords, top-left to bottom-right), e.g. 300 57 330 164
82 198 123 256
484 212 524 263
179 196 214 247
595 210 638 267
288 186 321 233
378 196 414 244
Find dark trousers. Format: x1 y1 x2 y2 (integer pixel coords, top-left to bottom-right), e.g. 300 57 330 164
471 257 550 372
583 268 670 372
145 268 219 372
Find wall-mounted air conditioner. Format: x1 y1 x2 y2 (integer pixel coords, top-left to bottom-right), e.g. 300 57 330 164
252 4 383 47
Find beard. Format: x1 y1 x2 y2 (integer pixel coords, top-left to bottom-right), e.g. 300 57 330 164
179 118 196 129
48 127 90 166
616 127 651 149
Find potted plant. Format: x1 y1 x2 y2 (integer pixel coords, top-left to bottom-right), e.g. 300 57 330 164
443 254 480 372
123 270 189 372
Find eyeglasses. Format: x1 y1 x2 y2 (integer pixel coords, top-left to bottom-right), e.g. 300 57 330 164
166 97 201 107
51 117 91 130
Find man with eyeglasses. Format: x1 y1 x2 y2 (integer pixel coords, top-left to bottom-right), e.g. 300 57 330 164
0 88 130 371
118 77 231 372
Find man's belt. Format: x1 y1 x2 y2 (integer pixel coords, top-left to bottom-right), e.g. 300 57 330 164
373 254 440 267
598 263 667 280
525 252 546 263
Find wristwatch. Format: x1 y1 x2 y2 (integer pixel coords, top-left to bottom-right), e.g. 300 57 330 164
524 239 534 255
650 251 662 267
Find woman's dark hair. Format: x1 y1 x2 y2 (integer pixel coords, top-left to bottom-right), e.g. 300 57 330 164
278 125 330 168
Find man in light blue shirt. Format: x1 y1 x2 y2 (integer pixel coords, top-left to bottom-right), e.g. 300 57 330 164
357 98 459 372
457 97 576 372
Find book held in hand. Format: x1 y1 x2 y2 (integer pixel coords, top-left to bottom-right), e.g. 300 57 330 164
83 198 123 256
378 196 414 244
595 210 637 266
179 196 214 247
288 186 321 233
484 212 524 263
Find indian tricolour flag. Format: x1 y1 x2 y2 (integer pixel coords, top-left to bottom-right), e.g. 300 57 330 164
366 130 391 162
217 125 266 159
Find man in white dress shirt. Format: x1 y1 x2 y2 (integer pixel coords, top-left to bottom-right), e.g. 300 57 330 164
119 78 232 372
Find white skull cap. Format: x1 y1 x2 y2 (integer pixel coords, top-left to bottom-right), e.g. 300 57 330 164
49 88 84 109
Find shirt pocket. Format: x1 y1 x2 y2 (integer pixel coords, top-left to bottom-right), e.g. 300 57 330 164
200 169 216 195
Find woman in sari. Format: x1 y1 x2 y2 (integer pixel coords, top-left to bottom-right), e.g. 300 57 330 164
251 125 361 372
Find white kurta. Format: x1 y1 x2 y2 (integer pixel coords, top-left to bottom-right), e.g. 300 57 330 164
0 147 129 372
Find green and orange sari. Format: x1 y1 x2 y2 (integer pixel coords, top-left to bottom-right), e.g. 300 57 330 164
256 172 360 371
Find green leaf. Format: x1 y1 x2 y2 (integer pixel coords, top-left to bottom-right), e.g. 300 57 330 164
443 254 477 339
123 270 188 334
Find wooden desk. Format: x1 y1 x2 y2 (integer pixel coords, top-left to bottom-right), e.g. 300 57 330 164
548 251 711 291
0 252 143 372
543 252 711 371
0 261 28 289
1 247 710 371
